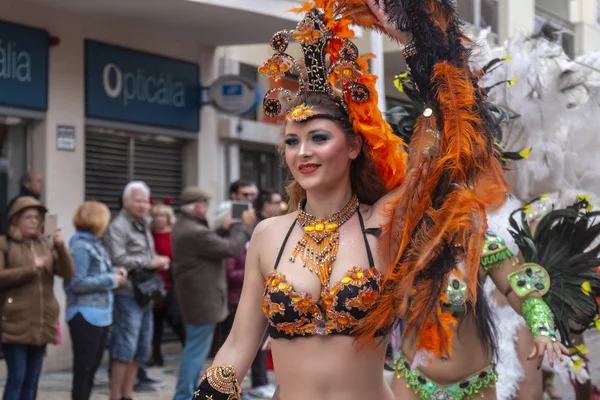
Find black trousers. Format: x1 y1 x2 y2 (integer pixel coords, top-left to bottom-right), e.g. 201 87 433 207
152 306 186 357
251 334 269 388
68 313 109 400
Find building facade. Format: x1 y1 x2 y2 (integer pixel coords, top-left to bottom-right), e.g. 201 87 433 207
2 0 599 374
0 0 299 372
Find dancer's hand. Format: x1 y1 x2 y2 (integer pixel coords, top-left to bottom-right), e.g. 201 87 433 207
527 336 570 369
366 1 412 45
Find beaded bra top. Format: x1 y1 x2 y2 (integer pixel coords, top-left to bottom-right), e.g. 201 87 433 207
262 210 382 339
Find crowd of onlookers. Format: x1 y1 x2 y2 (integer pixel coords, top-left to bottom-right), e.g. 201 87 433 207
0 171 285 400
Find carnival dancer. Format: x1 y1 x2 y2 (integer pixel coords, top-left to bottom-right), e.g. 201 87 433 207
387 67 543 400
483 28 600 399
352 2 585 400
192 2 408 398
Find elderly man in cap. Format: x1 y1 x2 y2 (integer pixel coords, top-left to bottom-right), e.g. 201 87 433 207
172 187 256 400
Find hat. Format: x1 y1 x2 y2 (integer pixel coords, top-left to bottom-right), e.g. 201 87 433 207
180 187 211 205
7 196 48 223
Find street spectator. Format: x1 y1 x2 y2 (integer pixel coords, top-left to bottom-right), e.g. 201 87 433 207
0 197 75 400
211 179 260 352
1 171 44 235
255 189 284 222
171 187 255 400
103 181 170 400
229 179 258 203
64 201 127 400
148 200 185 367
229 189 283 399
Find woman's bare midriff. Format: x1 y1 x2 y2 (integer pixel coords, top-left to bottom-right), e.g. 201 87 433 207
401 313 493 384
271 335 394 400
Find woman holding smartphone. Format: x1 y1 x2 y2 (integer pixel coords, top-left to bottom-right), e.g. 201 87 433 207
0 196 75 400
64 201 127 400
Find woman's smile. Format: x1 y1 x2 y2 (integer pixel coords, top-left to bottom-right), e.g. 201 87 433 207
298 163 321 175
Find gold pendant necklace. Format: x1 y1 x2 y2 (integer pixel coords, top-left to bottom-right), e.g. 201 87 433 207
290 195 359 287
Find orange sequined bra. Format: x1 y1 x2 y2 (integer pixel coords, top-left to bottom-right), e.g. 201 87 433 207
262 209 382 339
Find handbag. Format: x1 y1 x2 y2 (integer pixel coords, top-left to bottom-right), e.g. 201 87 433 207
130 269 166 307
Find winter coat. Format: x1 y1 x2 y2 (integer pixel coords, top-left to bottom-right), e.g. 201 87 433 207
103 210 155 297
171 212 252 325
0 197 75 345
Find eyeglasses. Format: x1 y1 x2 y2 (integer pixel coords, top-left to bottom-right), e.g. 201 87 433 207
22 214 41 222
240 192 256 198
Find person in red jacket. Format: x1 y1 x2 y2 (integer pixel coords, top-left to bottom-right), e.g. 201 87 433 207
149 201 185 367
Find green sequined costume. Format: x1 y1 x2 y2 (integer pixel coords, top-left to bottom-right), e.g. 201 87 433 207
393 353 498 400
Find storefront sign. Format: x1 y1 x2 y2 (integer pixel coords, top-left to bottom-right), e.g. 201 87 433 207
56 125 75 151
209 75 259 116
0 21 49 110
85 40 200 132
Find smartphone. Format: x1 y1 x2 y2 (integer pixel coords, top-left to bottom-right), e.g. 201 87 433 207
43 213 57 239
230 201 252 222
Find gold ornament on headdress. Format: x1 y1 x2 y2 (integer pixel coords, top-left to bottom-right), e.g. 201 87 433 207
259 8 370 119
258 2 407 191
290 195 359 287
286 104 316 122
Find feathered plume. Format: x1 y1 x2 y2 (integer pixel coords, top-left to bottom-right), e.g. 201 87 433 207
345 0 508 357
484 32 600 202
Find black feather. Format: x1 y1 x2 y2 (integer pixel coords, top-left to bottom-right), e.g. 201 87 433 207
508 199 600 349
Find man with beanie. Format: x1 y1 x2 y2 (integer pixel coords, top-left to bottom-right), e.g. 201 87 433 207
172 187 256 400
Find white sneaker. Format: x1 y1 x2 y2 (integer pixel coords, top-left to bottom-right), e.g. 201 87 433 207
247 384 277 399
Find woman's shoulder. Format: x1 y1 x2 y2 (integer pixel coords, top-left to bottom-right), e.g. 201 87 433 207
252 212 297 242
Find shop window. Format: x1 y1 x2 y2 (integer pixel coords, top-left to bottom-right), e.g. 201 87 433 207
0 122 28 214
239 148 285 193
457 0 499 33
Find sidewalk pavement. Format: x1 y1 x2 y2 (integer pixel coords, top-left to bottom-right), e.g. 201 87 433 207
34 353 273 400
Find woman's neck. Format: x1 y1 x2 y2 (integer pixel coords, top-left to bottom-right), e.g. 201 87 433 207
155 227 171 234
304 185 354 219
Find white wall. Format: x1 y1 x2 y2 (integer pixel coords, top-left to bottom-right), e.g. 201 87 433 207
0 0 219 372
499 0 536 41
572 0 600 52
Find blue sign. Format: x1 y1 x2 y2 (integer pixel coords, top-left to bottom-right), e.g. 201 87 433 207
0 21 49 110
85 40 200 132
223 84 243 96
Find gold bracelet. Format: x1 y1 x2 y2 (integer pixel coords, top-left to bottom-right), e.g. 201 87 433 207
195 365 241 400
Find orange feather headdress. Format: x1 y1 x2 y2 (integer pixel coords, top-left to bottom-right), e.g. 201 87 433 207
258 0 406 190
335 0 508 358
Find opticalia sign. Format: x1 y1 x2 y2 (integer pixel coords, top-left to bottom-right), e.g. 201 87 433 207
0 21 49 110
85 41 199 132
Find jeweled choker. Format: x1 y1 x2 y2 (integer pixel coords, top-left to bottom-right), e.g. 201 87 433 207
290 195 359 286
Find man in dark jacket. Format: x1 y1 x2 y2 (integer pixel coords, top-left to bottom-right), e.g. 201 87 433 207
172 187 255 400
1 171 44 235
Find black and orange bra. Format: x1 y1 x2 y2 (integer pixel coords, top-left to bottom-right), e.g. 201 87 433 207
262 211 382 339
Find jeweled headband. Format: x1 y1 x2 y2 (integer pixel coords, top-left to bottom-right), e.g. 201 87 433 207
259 1 408 190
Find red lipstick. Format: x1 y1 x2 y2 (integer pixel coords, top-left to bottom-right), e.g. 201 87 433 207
298 163 320 175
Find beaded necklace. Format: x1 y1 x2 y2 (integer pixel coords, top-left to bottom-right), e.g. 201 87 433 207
290 194 359 287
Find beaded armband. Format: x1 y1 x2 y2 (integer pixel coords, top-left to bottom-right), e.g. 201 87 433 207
480 232 516 272
506 263 550 298
193 365 241 400
521 297 557 342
